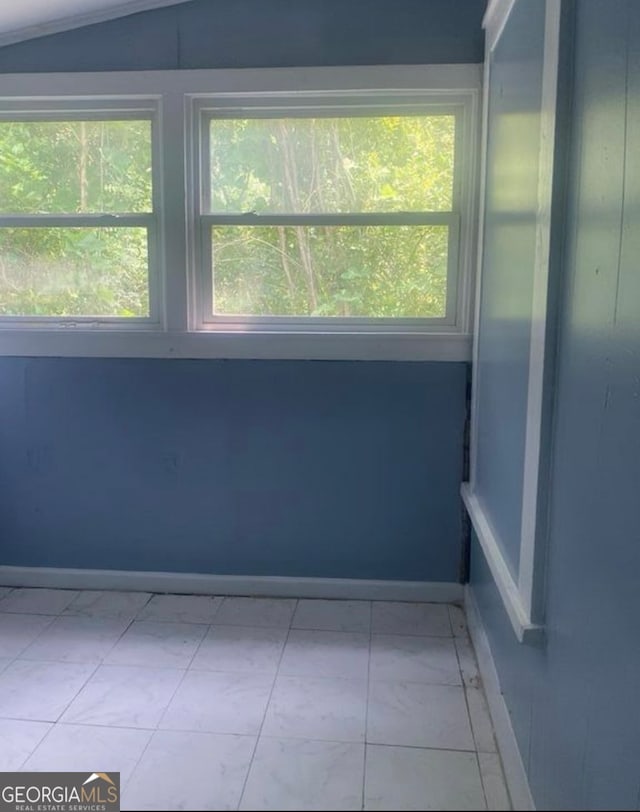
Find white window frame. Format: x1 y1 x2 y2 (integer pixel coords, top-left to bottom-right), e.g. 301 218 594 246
0 65 480 360
193 97 463 333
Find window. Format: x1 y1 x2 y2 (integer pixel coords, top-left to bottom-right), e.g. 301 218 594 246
197 110 457 327
0 67 479 359
0 103 159 325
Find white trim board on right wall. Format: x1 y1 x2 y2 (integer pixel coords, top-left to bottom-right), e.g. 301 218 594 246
462 0 568 643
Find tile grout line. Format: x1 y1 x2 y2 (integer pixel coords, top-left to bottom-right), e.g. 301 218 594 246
476 751 513 812
0 610 51 772
17 592 154 784
475 750 490 811
247 732 478 754
9 614 57 661
33 592 103 732
13 614 156 771
86 607 148 666
450 604 490 812
1 595 105 765
2 715 483 755
235 598 299 812
15 721 55 771
0 588 79 619
10 595 154 672
361 600 374 811
121 594 221 799
8 591 109 748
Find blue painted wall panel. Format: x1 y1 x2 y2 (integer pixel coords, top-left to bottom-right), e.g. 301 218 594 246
0 0 486 73
472 2 640 808
473 0 546 576
0 359 467 579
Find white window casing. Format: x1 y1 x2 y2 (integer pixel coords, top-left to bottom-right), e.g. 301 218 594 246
0 65 481 360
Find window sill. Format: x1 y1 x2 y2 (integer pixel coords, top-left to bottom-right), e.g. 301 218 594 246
0 329 471 361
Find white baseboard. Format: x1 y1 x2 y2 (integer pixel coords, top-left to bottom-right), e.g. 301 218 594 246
0 566 463 603
465 585 535 811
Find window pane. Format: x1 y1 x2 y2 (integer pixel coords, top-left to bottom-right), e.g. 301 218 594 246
0 227 149 317
209 116 455 214
0 120 152 213
211 225 448 318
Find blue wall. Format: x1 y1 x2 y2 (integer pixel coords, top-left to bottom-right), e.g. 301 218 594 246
0 359 467 578
0 0 485 72
0 0 485 581
471 1 640 808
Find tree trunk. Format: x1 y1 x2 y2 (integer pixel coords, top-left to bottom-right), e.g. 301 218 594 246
278 121 318 312
79 122 89 212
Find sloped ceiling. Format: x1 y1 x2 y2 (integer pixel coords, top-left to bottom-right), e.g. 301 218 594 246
0 0 194 46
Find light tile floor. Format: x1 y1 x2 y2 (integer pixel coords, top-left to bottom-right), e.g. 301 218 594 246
0 588 511 811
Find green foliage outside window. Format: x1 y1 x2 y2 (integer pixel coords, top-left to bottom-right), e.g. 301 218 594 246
0 113 455 320
209 115 455 318
0 120 151 317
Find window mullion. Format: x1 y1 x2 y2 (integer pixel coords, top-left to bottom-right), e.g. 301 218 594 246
160 90 189 332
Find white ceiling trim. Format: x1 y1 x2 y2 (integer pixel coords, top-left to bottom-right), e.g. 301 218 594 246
0 0 194 49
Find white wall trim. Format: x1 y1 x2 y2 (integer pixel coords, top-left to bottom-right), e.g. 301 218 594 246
465 584 536 811
467 17 494 488
461 485 543 644
517 0 561 622
469 0 517 490
0 64 483 97
0 566 463 602
0 0 196 49
465 0 563 640
0 328 472 362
